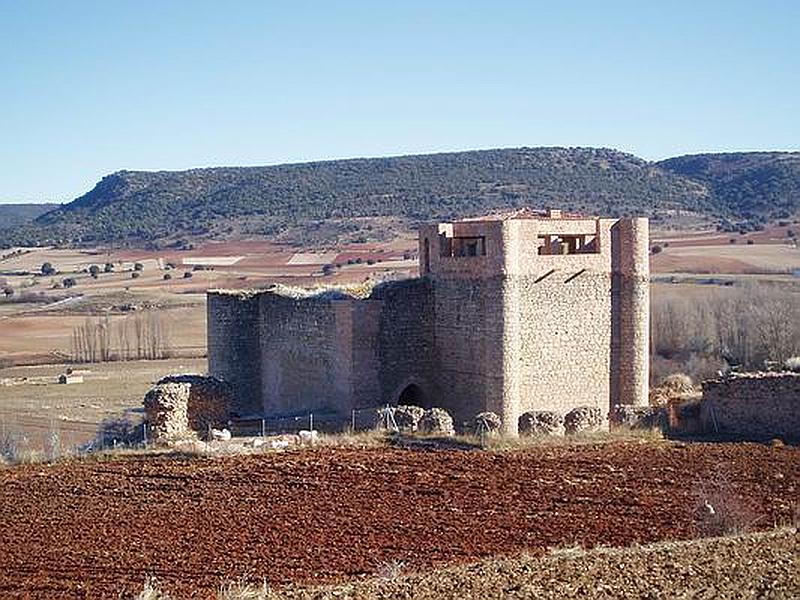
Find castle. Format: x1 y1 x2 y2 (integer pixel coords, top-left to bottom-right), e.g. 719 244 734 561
207 209 649 434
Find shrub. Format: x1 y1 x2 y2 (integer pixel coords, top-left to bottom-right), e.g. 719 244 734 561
41 262 55 275
131 272 141 279
660 373 694 393
183 272 193 279
650 245 663 254
134 262 144 271
62 277 77 288
89 265 100 278
163 273 172 280
104 263 114 273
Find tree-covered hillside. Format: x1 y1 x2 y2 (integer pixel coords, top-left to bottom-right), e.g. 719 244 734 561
2 148 714 247
0 203 60 232
3 147 798 248
658 152 800 225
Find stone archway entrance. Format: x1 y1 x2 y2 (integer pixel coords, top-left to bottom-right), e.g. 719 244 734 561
397 383 430 408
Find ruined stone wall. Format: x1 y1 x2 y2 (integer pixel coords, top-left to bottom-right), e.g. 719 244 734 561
701 373 800 440
374 278 437 408
143 375 233 440
207 292 262 417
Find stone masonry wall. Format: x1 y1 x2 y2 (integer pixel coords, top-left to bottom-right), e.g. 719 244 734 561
207 292 262 417
433 276 506 427
610 218 650 408
701 373 800 440
375 278 437 408
258 292 357 416
503 271 612 433
208 212 650 433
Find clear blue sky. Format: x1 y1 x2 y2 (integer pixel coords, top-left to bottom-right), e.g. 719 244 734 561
1 0 798 203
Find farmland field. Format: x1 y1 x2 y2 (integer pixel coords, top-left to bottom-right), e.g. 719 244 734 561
0 359 207 453
0 440 797 598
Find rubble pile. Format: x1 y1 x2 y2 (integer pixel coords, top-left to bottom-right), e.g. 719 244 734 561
471 411 502 434
518 411 564 436
393 405 426 432
418 408 455 436
564 406 603 434
610 405 666 429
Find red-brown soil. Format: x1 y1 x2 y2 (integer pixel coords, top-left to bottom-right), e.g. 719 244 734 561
0 441 797 599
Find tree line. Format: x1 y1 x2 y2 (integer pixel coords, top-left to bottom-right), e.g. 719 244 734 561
70 312 172 363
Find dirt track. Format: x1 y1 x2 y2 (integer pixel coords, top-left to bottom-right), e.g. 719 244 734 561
0 441 797 599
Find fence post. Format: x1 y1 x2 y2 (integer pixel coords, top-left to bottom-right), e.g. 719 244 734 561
142 422 148 446
309 413 314 431
261 418 265 438
351 409 356 433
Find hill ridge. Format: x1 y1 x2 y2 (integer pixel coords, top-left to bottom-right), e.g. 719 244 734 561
2 147 798 248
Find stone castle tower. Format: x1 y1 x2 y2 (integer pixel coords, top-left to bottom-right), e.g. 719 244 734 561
208 209 649 434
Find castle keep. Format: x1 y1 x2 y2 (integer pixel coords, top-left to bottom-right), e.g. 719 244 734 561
208 210 650 434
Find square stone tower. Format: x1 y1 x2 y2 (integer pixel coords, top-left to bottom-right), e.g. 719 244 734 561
418 209 649 435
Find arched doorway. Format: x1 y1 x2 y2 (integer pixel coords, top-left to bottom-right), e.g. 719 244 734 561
397 383 429 408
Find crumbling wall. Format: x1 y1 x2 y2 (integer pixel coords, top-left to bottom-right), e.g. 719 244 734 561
144 375 233 440
701 373 800 441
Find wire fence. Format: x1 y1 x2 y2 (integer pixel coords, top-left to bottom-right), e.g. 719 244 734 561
0 405 396 461
0 410 150 461
229 406 390 437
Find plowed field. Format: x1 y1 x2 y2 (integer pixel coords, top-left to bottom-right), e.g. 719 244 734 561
0 441 797 599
